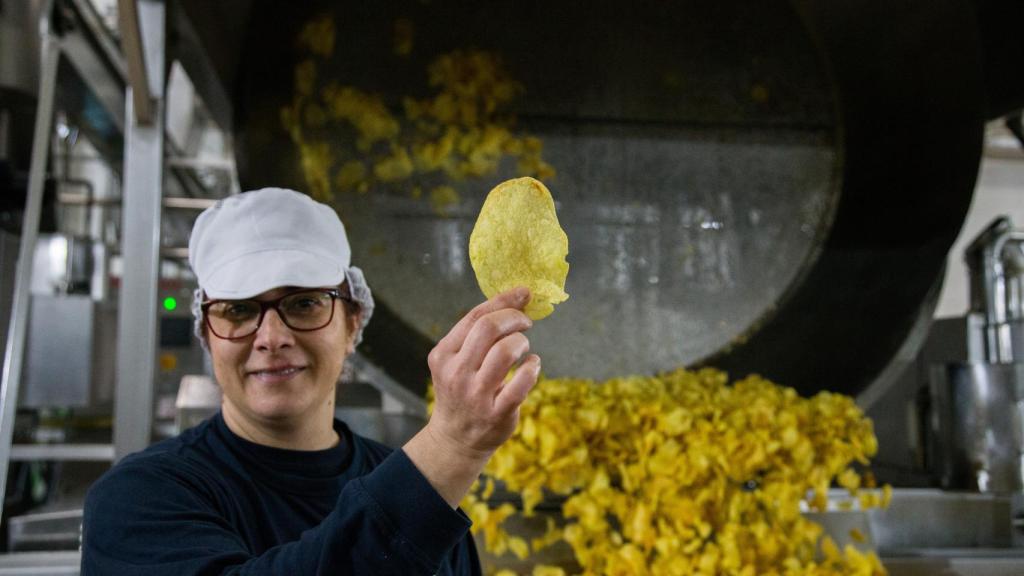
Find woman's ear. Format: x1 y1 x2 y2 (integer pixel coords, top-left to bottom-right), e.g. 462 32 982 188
345 309 361 355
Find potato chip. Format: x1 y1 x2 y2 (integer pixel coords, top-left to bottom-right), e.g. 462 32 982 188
469 177 569 320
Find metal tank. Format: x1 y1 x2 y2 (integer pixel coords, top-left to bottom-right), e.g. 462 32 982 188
966 217 1024 364
925 218 1024 493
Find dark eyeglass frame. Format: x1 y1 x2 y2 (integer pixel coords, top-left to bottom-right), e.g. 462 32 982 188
200 288 349 341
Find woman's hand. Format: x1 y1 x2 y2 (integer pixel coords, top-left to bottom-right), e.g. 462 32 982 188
427 286 541 458
403 287 541 507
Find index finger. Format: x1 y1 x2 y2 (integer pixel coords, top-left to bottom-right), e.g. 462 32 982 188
435 286 530 355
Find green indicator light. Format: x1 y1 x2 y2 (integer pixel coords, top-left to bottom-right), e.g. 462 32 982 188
163 297 177 311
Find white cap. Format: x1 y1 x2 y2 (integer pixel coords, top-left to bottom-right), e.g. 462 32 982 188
189 187 350 299
189 187 374 346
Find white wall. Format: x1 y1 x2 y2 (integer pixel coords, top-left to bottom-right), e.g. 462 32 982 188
935 147 1024 318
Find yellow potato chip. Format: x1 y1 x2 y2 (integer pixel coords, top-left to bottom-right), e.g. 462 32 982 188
469 177 569 320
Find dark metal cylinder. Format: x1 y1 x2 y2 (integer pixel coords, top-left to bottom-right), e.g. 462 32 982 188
929 363 1024 493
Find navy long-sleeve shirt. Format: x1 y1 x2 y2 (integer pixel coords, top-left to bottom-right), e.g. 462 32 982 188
81 412 481 575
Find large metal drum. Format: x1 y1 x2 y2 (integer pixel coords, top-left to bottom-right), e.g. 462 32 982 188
231 0 992 397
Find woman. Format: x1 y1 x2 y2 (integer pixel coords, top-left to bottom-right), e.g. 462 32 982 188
81 187 541 575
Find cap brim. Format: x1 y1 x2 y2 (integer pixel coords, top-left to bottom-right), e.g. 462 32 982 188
201 248 346 300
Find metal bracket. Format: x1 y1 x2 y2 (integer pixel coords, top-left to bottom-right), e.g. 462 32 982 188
117 0 154 125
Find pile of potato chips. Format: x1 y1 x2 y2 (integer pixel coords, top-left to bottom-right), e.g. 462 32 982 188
444 368 890 576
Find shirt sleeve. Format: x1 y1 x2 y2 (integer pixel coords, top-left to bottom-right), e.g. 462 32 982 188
80 450 474 575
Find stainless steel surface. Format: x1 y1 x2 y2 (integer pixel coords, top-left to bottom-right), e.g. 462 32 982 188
174 374 219 431
28 221 118 409
929 363 1024 492
22 295 115 408
885 554 1024 576
966 217 1024 364
0 551 81 575
8 444 114 462
0 3 60 525
114 0 165 462
7 509 82 552
30 235 94 295
836 489 1019 551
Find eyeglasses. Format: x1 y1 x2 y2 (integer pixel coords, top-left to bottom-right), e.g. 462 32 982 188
201 288 346 340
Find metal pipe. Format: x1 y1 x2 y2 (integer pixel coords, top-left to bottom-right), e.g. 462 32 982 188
990 231 1024 276
160 246 189 259
58 191 216 210
165 157 236 171
987 231 1024 362
9 443 115 461
0 0 59 526
162 196 217 210
57 178 95 203
966 219 1024 363
56 178 96 240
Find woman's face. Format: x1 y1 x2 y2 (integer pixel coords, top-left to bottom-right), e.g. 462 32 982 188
208 286 358 430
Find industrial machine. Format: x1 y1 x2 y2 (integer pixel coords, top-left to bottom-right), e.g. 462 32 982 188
1 0 1024 573
928 218 1024 493
232 0 1000 399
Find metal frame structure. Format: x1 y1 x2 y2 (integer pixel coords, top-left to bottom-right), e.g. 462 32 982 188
0 0 167 524
113 0 165 461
